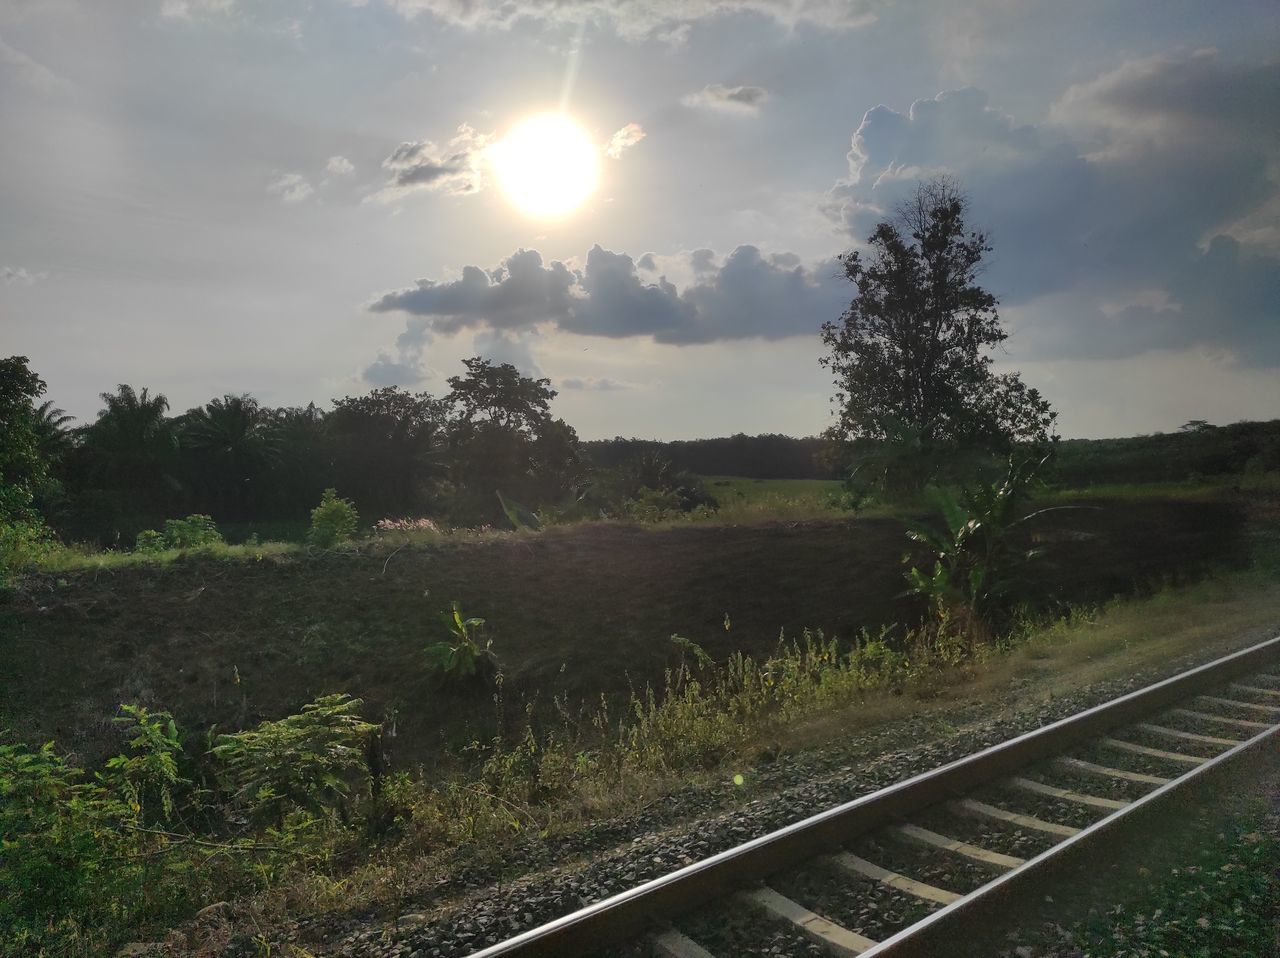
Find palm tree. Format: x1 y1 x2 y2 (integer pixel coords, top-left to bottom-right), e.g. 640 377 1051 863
32 400 75 465
81 385 178 504
181 394 279 518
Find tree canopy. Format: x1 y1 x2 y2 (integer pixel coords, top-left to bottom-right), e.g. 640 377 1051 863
0 356 49 520
821 177 1055 453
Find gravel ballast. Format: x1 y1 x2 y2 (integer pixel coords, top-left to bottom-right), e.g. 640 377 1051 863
229 632 1279 958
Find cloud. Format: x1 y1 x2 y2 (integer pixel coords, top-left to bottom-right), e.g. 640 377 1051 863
682 83 768 115
369 243 846 347
605 123 646 159
562 377 627 391
821 52 1280 365
377 0 875 39
0 34 72 94
160 0 234 19
266 172 314 203
326 155 355 176
374 124 494 200
1 266 47 286
362 351 427 387
472 329 542 376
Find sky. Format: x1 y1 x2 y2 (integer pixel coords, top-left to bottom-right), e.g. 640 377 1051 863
1 0 1278 440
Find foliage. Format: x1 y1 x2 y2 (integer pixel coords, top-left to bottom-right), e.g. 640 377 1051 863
904 453 1072 638
210 693 377 827
163 513 224 548
327 386 447 519
821 178 1055 489
496 489 543 531
101 704 188 823
134 528 166 553
0 517 56 576
622 486 688 523
0 355 49 523
308 487 358 548
425 601 500 685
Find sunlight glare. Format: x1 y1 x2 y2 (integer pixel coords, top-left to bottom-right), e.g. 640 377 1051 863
492 113 600 219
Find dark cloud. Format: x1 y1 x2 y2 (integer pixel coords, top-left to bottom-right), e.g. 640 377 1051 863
370 248 577 333
824 52 1280 365
375 125 493 199
682 83 769 114
369 244 847 346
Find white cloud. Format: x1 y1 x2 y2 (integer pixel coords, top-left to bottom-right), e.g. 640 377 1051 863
376 0 875 39
266 172 314 204
326 155 355 176
681 83 768 115
1 265 47 286
160 0 234 20
604 122 646 159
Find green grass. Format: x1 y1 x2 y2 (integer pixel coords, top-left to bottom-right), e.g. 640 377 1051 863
29 538 302 573
702 475 854 520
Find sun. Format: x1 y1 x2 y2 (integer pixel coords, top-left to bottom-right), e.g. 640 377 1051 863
492 113 600 219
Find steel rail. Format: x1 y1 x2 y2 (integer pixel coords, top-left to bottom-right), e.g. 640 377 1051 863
467 633 1280 958
859 714 1280 957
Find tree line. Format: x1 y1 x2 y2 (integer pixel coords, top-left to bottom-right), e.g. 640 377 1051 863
4 357 587 546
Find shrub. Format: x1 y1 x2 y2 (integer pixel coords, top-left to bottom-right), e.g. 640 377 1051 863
162 514 223 549
308 488 358 548
622 486 686 523
134 528 166 553
210 693 377 827
0 518 55 575
425 601 500 686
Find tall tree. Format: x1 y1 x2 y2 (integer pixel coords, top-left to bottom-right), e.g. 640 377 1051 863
0 356 49 520
78 385 179 507
821 177 1055 459
327 387 447 517
180 394 279 519
444 358 580 515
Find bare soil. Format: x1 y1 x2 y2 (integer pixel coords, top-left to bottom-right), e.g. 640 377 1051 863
0 497 1248 766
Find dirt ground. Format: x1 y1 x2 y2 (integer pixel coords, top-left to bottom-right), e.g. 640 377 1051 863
0 497 1249 767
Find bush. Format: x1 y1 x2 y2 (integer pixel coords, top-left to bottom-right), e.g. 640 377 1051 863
0 518 55 575
622 486 687 523
210 693 377 827
134 528 166 553
308 488 358 548
162 514 223 549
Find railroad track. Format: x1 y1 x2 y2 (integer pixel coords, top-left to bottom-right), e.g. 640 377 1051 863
470 634 1280 958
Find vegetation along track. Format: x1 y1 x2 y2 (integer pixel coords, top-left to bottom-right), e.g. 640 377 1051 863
469 634 1280 958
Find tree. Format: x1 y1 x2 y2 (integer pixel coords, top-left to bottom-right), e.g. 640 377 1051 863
179 394 279 519
327 387 448 517
0 356 49 520
821 178 1055 463
78 385 178 504
444 358 581 518
446 357 556 434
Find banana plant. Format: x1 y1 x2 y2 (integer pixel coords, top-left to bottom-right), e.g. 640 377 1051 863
425 601 500 685
904 452 1083 635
